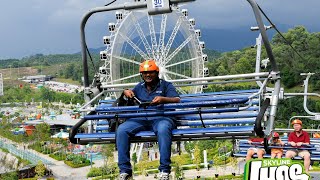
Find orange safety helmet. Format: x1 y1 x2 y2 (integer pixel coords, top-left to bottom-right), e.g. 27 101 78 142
139 60 159 72
291 119 302 125
272 132 280 138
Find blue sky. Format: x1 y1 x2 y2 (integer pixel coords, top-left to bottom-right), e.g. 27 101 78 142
0 0 319 59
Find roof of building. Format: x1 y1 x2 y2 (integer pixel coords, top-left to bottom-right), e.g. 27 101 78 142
24 114 81 126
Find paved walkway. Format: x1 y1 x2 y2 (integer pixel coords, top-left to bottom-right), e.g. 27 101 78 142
130 161 244 180
1 136 320 179
14 144 106 179
0 136 99 179
47 159 105 180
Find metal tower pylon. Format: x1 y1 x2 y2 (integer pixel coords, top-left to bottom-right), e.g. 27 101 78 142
0 73 3 96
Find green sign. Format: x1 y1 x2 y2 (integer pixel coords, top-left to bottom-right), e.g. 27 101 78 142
244 158 310 180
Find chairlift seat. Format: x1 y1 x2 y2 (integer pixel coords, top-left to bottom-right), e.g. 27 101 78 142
70 89 264 145
233 138 320 161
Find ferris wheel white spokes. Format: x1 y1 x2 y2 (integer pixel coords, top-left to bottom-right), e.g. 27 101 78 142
118 32 149 60
165 57 199 68
160 17 182 64
158 14 167 60
99 7 208 95
131 14 153 58
164 35 193 65
147 16 157 55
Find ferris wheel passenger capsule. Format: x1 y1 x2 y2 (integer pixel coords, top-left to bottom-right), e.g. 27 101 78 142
99 67 107 74
182 9 188 17
199 41 205 49
108 23 116 32
189 18 195 26
115 11 123 20
203 67 209 76
202 54 208 62
195 29 201 37
103 36 111 45
100 51 108 60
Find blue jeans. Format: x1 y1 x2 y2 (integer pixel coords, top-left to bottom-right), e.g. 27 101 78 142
116 117 175 174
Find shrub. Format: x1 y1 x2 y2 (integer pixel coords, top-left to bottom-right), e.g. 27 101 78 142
49 152 67 161
64 153 91 167
87 167 102 177
64 160 91 168
0 171 18 180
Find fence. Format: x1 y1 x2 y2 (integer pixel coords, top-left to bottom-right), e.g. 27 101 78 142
0 138 54 165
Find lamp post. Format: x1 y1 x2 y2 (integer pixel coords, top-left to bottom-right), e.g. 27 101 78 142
90 152 93 168
9 65 12 85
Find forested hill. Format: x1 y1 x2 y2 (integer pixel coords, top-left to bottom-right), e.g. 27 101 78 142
0 26 319 89
0 48 221 84
207 26 320 90
0 54 83 69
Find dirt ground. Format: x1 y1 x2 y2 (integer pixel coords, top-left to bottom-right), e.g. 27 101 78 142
0 67 38 79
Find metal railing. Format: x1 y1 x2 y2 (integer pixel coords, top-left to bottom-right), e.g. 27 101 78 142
0 138 54 165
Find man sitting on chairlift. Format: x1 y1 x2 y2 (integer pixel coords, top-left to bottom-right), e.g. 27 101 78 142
117 60 180 180
285 119 311 173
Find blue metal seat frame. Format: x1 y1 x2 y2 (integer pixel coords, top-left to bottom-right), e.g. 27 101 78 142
69 90 266 145
233 138 320 161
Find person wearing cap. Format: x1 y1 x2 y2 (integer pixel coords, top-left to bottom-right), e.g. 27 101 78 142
117 60 180 180
246 137 265 161
270 132 285 159
285 119 311 172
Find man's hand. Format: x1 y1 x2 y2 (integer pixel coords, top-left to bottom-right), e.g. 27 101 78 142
296 142 303 146
123 89 135 98
151 96 164 105
248 140 252 144
150 96 180 105
289 142 297 146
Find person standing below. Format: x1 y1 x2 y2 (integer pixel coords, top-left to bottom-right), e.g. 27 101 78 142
270 132 285 159
117 60 180 180
285 119 311 173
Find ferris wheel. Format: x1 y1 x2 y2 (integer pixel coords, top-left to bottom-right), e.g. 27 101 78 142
99 6 208 97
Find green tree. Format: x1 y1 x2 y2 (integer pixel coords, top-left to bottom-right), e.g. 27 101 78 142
101 144 115 166
35 161 46 178
132 152 137 174
31 123 51 143
172 154 185 179
233 57 253 74
193 144 201 171
0 171 18 180
40 87 55 102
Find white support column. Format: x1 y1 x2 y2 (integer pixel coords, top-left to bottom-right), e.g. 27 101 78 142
130 143 136 158
137 143 144 162
203 150 208 169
